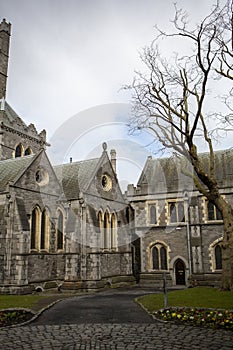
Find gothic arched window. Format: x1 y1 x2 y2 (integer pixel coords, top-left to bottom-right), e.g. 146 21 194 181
169 202 185 223
151 243 168 271
15 144 23 157
149 205 157 225
31 207 40 250
215 244 222 270
160 246 168 270
170 203 177 223
24 147 32 156
40 209 50 251
111 213 117 249
57 210 64 250
103 212 110 249
207 201 222 221
152 246 159 270
178 203 185 222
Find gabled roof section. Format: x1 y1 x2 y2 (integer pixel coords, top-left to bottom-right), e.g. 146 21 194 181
0 101 47 143
54 158 99 201
4 101 27 128
0 154 35 192
137 149 233 194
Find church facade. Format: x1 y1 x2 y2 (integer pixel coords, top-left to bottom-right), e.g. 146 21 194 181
0 18 231 294
127 152 233 288
0 19 133 294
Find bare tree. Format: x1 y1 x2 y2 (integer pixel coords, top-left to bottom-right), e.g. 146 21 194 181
127 0 233 290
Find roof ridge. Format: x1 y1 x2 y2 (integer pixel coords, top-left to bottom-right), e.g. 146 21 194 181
54 157 99 168
148 148 233 162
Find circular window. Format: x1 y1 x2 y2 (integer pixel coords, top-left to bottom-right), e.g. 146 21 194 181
35 169 49 186
101 174 112 191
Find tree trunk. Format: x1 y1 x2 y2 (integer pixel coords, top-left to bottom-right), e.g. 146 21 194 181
221 210 233 290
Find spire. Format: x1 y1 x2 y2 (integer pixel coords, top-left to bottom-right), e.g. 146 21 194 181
0 19 11 99
110 149 116 173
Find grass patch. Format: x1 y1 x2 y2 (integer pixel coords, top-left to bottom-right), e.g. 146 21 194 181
137 287 233 313
0 295 58 311
0 294 74 327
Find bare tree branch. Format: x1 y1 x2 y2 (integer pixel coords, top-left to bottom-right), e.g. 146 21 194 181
126 0 233 290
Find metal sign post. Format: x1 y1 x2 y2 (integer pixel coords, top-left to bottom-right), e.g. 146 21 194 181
163 272 168 308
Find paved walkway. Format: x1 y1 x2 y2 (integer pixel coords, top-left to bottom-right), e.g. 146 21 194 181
0 288 232 349
31 288 156 325
0 323 232 349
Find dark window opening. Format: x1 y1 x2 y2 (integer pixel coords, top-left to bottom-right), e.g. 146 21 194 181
57 211 64 250
215 245 222 269
160 246 167 270
15 144 22 157
31 208 37 249
40 210 46 249
150 205 157 224
152 246 159 270
24 147 32 156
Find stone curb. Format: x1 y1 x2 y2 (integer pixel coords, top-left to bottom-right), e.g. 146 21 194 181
135 298 233 330
134 297 168 324
2 299 62 329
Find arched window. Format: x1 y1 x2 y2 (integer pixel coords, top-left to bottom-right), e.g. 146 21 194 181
151 243 168 270
207 201 222 221
57 210 64 250
98 211 103 249
152 246 159 270
207 202 215 220
178 203 185 222
169 202 185 223
149 205 157 225
170 203 177 223
15 144 23 157
215 245 222 270
40 209 50 250
103 212 111 249
24 147 32 156
103 212 109 249
31 207 40 250
111 213 117 249
160 246 168 270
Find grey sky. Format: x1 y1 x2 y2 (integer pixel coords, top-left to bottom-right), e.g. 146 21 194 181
1 0 229 189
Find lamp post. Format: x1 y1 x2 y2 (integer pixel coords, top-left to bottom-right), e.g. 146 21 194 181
184 191 193 282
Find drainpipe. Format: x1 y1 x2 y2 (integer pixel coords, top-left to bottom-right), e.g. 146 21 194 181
184 191 193 280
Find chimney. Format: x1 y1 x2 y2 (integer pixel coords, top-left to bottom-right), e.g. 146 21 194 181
110 149 116 173
0 19 11 99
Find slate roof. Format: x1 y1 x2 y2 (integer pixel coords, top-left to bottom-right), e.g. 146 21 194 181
138 149 233 194
3 101 28 128
54 158 99 200
0 155 35 192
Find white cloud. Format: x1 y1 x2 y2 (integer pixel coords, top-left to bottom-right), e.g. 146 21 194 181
1 0 232 188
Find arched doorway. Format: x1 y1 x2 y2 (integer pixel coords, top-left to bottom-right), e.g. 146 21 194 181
175 259 186 285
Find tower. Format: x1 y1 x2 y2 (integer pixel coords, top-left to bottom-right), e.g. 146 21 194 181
0 19 11 99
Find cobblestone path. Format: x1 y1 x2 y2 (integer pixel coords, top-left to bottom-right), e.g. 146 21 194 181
0 323 232 350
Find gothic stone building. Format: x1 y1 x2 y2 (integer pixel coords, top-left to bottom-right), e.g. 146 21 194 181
127 152 233 288
0 19 133 294
0 18 232 294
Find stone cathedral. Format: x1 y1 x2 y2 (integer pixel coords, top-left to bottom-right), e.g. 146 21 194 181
0 19 232 294
0 19 133 294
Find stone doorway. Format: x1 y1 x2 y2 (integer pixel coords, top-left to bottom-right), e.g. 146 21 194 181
175 259 186 285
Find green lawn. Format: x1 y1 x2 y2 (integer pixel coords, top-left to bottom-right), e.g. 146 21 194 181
0 295 59 311
137 287 233 312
